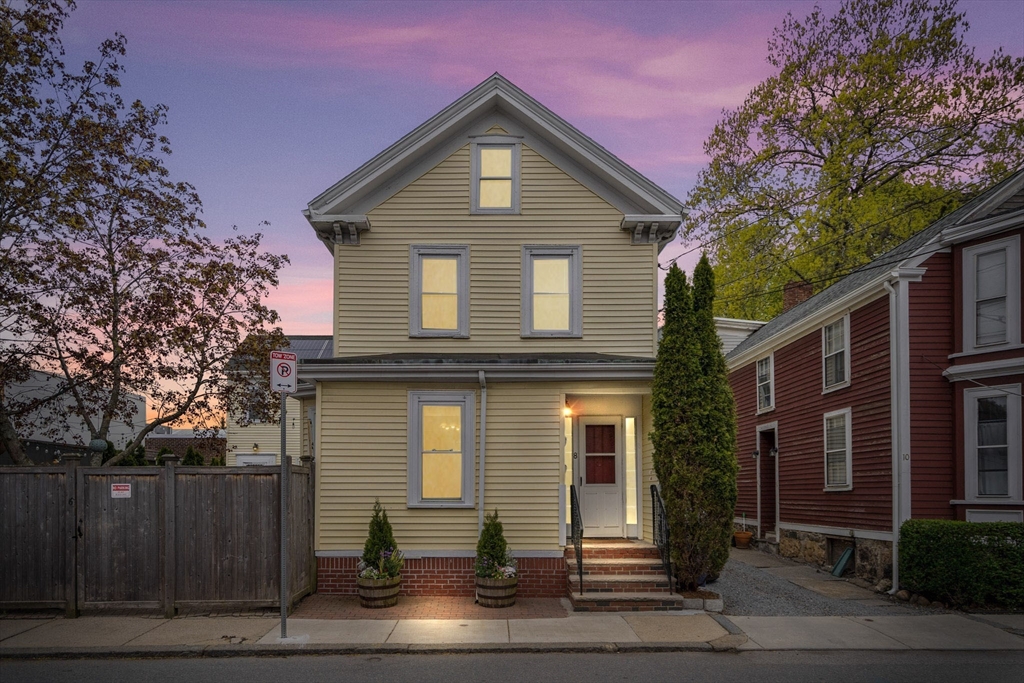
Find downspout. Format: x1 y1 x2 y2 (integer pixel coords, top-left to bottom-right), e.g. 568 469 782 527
883 281 901 594
478 370 487 532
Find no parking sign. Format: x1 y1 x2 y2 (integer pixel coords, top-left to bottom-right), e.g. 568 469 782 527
270 350 297 394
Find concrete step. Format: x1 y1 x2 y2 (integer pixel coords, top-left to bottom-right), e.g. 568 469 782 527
568 573 673 594
566 591 699 612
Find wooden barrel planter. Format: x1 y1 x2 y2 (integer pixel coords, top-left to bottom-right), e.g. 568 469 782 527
358 576 401 608
476 576 517 608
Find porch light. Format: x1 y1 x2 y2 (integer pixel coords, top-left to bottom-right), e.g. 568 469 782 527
253 443 259 453
563 406 572 417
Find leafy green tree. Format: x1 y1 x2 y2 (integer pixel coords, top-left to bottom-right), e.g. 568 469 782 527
0 1 288 464
682 0 1024 320
652 259 738 591
181 446 204 466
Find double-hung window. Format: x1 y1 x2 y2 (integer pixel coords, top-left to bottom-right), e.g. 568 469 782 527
521 245 582 337
756 355 774 412
408 391 475 508
964 385 1022 500
471 139 520 214
822 316 850 391
410 245 469 337
963 236 1021 353
823 408 852 490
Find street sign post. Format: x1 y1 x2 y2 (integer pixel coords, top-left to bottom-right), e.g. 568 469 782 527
271 350 297 639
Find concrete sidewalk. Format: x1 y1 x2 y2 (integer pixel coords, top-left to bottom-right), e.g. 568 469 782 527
1 611 1020 658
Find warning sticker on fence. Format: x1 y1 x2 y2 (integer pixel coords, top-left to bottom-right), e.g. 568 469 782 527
111 483 131 499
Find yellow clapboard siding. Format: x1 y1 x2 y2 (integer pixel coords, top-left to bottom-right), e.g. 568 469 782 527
225 396 303 465
333 144 657 358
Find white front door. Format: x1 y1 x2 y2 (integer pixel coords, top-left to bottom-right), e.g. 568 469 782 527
580 417 624 537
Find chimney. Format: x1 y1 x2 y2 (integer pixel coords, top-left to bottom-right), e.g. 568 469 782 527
782 280 814 313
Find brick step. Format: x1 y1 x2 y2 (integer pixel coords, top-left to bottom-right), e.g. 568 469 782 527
567 573 672 593
567 592 696 613
566 558 667 576
564 542 661 561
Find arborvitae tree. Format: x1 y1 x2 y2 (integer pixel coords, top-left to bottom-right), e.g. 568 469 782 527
652 260 739 591
181 446 204 466
361 498 398 568
475 509 513 577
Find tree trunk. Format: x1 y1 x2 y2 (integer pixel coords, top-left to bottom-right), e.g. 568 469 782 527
0 404 30 465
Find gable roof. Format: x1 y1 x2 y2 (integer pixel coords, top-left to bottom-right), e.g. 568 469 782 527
303 73 684 252
727 168 1024 363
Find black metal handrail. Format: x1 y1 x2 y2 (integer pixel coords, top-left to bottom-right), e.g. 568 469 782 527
651 484 673 593
569 484 584 595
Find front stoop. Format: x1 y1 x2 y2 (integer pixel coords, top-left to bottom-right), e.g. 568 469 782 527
564 540 723 613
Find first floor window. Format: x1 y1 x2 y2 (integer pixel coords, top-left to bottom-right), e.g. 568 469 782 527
408 391 475 507
522 245 582 337
965 385 1022 499
824 408 852 489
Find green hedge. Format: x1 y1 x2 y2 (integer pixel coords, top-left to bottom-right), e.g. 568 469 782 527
899 519 1024 609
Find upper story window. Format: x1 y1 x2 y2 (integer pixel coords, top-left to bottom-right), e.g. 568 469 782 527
409 245 469 338
756 355 774 413
963 235 1021 353
407 391 475 508
824 408 852 490
964 385 1022 500
521 245 582 338
471 140 520 214
822 315 850 391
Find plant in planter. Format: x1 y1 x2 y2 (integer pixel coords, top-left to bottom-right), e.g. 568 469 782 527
733 513 753 549
357 499 404 608
475 509 518 608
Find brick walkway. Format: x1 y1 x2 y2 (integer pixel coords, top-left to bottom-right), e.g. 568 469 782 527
291 594 569 620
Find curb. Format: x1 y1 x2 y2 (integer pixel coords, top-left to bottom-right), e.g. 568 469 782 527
0 641 723 660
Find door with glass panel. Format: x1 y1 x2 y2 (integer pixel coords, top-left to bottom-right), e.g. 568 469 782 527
580 417 624 537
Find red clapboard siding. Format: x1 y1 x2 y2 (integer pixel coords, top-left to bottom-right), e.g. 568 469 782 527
730 363 758 522
908 251 956 519
731 295 893 533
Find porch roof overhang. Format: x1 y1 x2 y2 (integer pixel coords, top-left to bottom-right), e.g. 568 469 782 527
297 352 655 383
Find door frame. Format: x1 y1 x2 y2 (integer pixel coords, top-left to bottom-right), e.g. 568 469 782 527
755 421 779 541
578 415 625 538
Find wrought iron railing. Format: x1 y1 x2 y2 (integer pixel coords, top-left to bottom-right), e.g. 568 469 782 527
569 484 584 595
651 484 673 593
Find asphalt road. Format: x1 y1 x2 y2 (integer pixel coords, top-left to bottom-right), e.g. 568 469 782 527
3 651 1023 683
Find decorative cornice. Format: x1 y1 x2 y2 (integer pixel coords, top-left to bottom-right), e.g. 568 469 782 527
621 215 681 245
943 357 1024 382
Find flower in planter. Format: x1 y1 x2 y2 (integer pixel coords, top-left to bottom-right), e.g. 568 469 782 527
359 499 404 580
475 509 517 580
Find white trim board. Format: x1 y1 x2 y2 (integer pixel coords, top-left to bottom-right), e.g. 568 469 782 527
315 549 565 559
777 522 893 542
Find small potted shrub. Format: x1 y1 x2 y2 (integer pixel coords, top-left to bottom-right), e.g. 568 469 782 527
357 499 404 608
475 509 518 607
733 513 753 549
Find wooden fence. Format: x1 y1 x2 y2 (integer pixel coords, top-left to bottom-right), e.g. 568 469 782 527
0 455 314 617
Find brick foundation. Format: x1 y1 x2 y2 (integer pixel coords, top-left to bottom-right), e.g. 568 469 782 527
317 556 567 598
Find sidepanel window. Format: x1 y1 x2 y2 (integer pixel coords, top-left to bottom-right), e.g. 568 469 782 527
823 317 848 390
963 236 1021 353
471 140 520 214
824 409 852 489
756 355 773 412
408 391 475 508
410 246 469 337
521 246 582 337
975 248 1007 346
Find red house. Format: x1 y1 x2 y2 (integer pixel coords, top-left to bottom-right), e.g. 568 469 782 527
725 169 1024 588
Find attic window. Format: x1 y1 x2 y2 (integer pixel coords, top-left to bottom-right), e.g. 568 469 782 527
471 140 520 214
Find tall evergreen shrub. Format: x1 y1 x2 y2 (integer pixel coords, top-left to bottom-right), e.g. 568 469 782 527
181 446 204 466
652 258 738 591
475 509 517 578
360 499 403 578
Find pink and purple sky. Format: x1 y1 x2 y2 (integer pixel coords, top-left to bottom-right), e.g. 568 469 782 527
62 0 1024 334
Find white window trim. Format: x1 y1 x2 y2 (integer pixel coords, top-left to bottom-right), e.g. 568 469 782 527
470 138 521 215
962 234 1021 354
822 314 851 393
823 408 853 491
409 245 470 338
964 384 1022 501
756 354 775 414
521 245 583 338
407 391 476 508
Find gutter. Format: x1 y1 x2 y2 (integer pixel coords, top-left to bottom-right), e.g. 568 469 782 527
478 370 487 532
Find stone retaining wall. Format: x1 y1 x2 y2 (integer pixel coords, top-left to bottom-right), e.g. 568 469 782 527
777 529 891 583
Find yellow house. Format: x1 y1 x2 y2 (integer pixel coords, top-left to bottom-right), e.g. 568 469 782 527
298 74 684 603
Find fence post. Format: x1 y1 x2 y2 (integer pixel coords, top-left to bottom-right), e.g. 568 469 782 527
162 455 179 619
301 455 315 595
63 454 81 618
